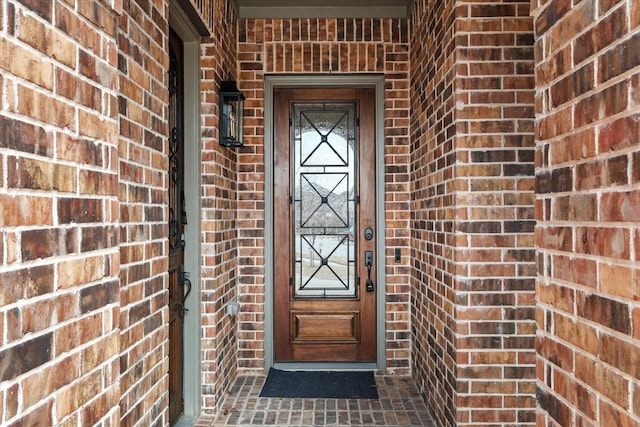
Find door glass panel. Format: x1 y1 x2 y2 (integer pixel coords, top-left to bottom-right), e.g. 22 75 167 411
292 102 357 298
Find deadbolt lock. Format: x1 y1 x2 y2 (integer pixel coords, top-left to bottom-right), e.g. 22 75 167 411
364 227 373 241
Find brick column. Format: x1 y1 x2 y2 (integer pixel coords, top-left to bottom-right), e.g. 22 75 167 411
116 0 170 423
199 0 241 413
0 1 120 425
533 0 640 425
410 1 537 426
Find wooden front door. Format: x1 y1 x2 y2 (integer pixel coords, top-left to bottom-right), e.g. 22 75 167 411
168 29 189 426
274 87 377 363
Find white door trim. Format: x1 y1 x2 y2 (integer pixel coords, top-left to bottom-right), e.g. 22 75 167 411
264 75 387 372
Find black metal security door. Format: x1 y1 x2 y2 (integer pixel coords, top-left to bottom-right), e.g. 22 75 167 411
168 28 191 427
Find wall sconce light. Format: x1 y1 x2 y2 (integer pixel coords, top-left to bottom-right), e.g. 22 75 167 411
219 80 245 147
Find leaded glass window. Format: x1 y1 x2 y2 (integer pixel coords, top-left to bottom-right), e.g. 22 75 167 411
292 102 358 298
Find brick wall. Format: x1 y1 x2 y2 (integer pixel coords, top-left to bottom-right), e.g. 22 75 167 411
532 0 640 425
236 18 411 373
0 0 121 425
199 0 240 414
410 1 456 425
0 0 240 422
116 0 171 423
117 0 240 421
409 0 457 424
409 1 537 426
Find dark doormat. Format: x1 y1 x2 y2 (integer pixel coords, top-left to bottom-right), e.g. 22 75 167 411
259 369 378 399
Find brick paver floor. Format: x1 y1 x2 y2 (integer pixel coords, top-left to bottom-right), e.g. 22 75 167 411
195 374 436 426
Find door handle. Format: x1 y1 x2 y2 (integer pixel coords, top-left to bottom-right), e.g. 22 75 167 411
364 251 374 292
179 265 192 317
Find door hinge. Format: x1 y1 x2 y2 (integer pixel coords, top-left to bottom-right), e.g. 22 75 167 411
356 195 360 204
289 277 293 287
289 117 293 127
357 117 360 127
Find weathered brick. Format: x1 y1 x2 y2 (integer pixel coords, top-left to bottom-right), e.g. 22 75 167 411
574 5 626 66
0 36 54 91
78 49 118 89
538 385 573 427
0 333 52 382
56 133 104 166
598 112 640 152
8 156 77 192
81 226 118 252
11 399 54 427
577 353 629 408
599 263 636 300
56 371 103 420
600 190 640 222
535 1 640 423
0 264 54 305
598 32 640 84
568 194 597 221
537 282 574 314
58 197 103 224
16 0 52 20
16 84 75 129
600 400 635 427
550 62 594 108
0 115 53 155
576 227 630 259
80 280 119 314
557 256 595 289
633 150 640 184
599 333 640 381
22 294 78 335
5 383 18 420
79 169 117 196
21 354 79 409
577 291 630 334
574 80 628 128
56 68 102 110
77 0 117 37
58 255 105 289
554 313 598 355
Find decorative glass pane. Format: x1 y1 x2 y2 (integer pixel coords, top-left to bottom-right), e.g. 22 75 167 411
292 102 357 298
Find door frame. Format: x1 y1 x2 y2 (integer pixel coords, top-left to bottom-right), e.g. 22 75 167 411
264 75 386 371
169 1 207 422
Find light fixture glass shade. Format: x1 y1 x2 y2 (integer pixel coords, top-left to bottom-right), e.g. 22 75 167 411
219 80 245 147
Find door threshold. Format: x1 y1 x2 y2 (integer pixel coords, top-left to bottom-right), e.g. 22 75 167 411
273 362 378 372
173 414 198 427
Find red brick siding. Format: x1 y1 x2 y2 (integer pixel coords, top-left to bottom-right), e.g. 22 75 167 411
237 18 411 373
116 0 171 423
117 0 240 420
532 0 640 425
0 0 120 425
199 0 240 414
409 0 457 423
1 0 240 422
410 1 537 426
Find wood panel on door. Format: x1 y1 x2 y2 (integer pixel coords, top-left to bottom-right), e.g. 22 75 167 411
274 87 376 363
